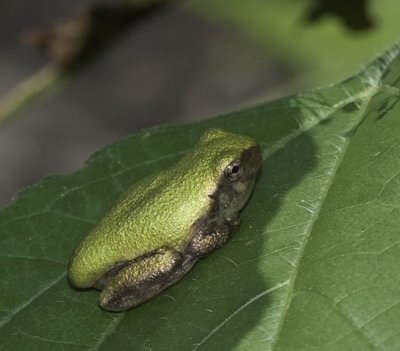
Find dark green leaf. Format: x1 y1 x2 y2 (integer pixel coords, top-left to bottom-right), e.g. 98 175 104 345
1 45 400 350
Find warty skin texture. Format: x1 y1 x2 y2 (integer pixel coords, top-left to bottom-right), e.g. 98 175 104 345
68 128 261 309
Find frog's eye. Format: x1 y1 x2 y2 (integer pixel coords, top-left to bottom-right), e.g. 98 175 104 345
224 159 243 181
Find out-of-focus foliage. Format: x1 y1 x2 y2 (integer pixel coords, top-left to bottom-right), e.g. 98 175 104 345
190 0 400 88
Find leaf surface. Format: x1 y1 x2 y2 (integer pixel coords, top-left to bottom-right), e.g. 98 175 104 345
1 46 400 350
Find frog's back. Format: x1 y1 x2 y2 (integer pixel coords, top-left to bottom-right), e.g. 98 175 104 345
68 168 212 288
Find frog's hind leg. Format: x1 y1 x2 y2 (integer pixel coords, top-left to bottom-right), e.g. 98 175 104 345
99 248 196 311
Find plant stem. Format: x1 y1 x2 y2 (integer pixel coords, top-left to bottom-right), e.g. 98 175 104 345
0 64 65 123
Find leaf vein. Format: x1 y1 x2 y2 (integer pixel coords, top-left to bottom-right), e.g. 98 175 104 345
192 281 289 350
1 272 66 329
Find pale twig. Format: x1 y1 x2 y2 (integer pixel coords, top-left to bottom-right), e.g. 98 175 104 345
0 64 65 123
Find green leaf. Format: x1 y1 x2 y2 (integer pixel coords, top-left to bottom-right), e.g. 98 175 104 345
2 45 400 350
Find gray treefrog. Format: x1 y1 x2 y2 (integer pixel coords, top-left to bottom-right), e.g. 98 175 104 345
68 128 262 311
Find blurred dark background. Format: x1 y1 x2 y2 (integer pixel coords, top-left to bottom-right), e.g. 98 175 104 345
0 0 399 207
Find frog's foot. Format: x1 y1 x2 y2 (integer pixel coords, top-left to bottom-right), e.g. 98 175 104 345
226 213 241 229
188 214 241 258
99 248 196 312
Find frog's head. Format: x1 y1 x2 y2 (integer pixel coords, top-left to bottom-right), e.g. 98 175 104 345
199 128 262 218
